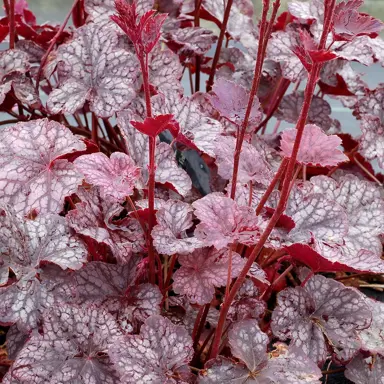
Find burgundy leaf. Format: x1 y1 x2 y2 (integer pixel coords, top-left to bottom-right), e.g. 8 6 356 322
333 0 384 41
173 247 246 305
275 92 334 131
311 175 384 273
66 187 145 263
3 305 122 384
152 91 223 157
280 124 348 166
192 193 263 249
118 114 192 196
200 320 322 383
345 353 384 384
47 23 139 118
109 315 193 383
210 78 262 127
152 199 203 256
359 114 384 168
74 152 140 202
0 118 85 215
360 298 384 355
56 260 161 329
0 49 30 105
0 207 87 330
215 136 272 185
166 26 217 56
272 274 371 364
130 114 175 138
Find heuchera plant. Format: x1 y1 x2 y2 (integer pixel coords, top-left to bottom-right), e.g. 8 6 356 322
1 0 384 382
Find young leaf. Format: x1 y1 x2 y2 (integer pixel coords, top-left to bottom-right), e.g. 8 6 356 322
210 78 262 127
272 274 372 364
130 114 175 138
47 23 139 118
215 136 272 185
173 247 245 305
359 114 384 169
56 260 161 328
3 305 122 384
0 118 85 215
280 124 348 167
200 320 322 383
0 207 87 330
152 199 203 256
192 193 263 249
74 152 140 202
345 353 384 384
109 315 193 383
66 187 145 264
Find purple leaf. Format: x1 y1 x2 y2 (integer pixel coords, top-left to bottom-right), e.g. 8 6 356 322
360 298 384 355
0 207 86 330
210 78 262 127
6 325 29 360
56 260 161 329
275 92 334 131
118 114 192 195
200 320 322 383
280 124 348 166
0 49 30 105
0 118 86 215
228 280 266 322
166 26 217 56
215 136 272 185
359 114 384 169
66 187 145 263
3 305 122 384
272 274 371 364
74 152 140 202
193 193 263 249
311 175 384 273
152 199 203 256
109 315 193 383
345 353 384 384
355 83 384 117
288 0 324 21
47 23 139 118
152 91 223 157
173 247 246 305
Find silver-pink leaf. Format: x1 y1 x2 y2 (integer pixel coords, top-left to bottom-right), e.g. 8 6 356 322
210 78 262 127
215 136 273 185
47 23 139 118
193 193 263 249
272 274 371 364
359 114 384 169
345 353 384 384
3 305 122 384
152 199 203 255
173 247 246 305
280 124 348 167
0 118 85 215
74 152 140 202
109 315 193 383
66 187 145 263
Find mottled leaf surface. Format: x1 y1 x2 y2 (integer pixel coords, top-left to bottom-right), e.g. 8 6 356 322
110 315 193 383
3 305 122 384
359 114 384 168
152 199 202 255
193 193 263 249
345 354 384 384
173 247 245 305
272 274 371 364
0 119 85 215
47 23 139 117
